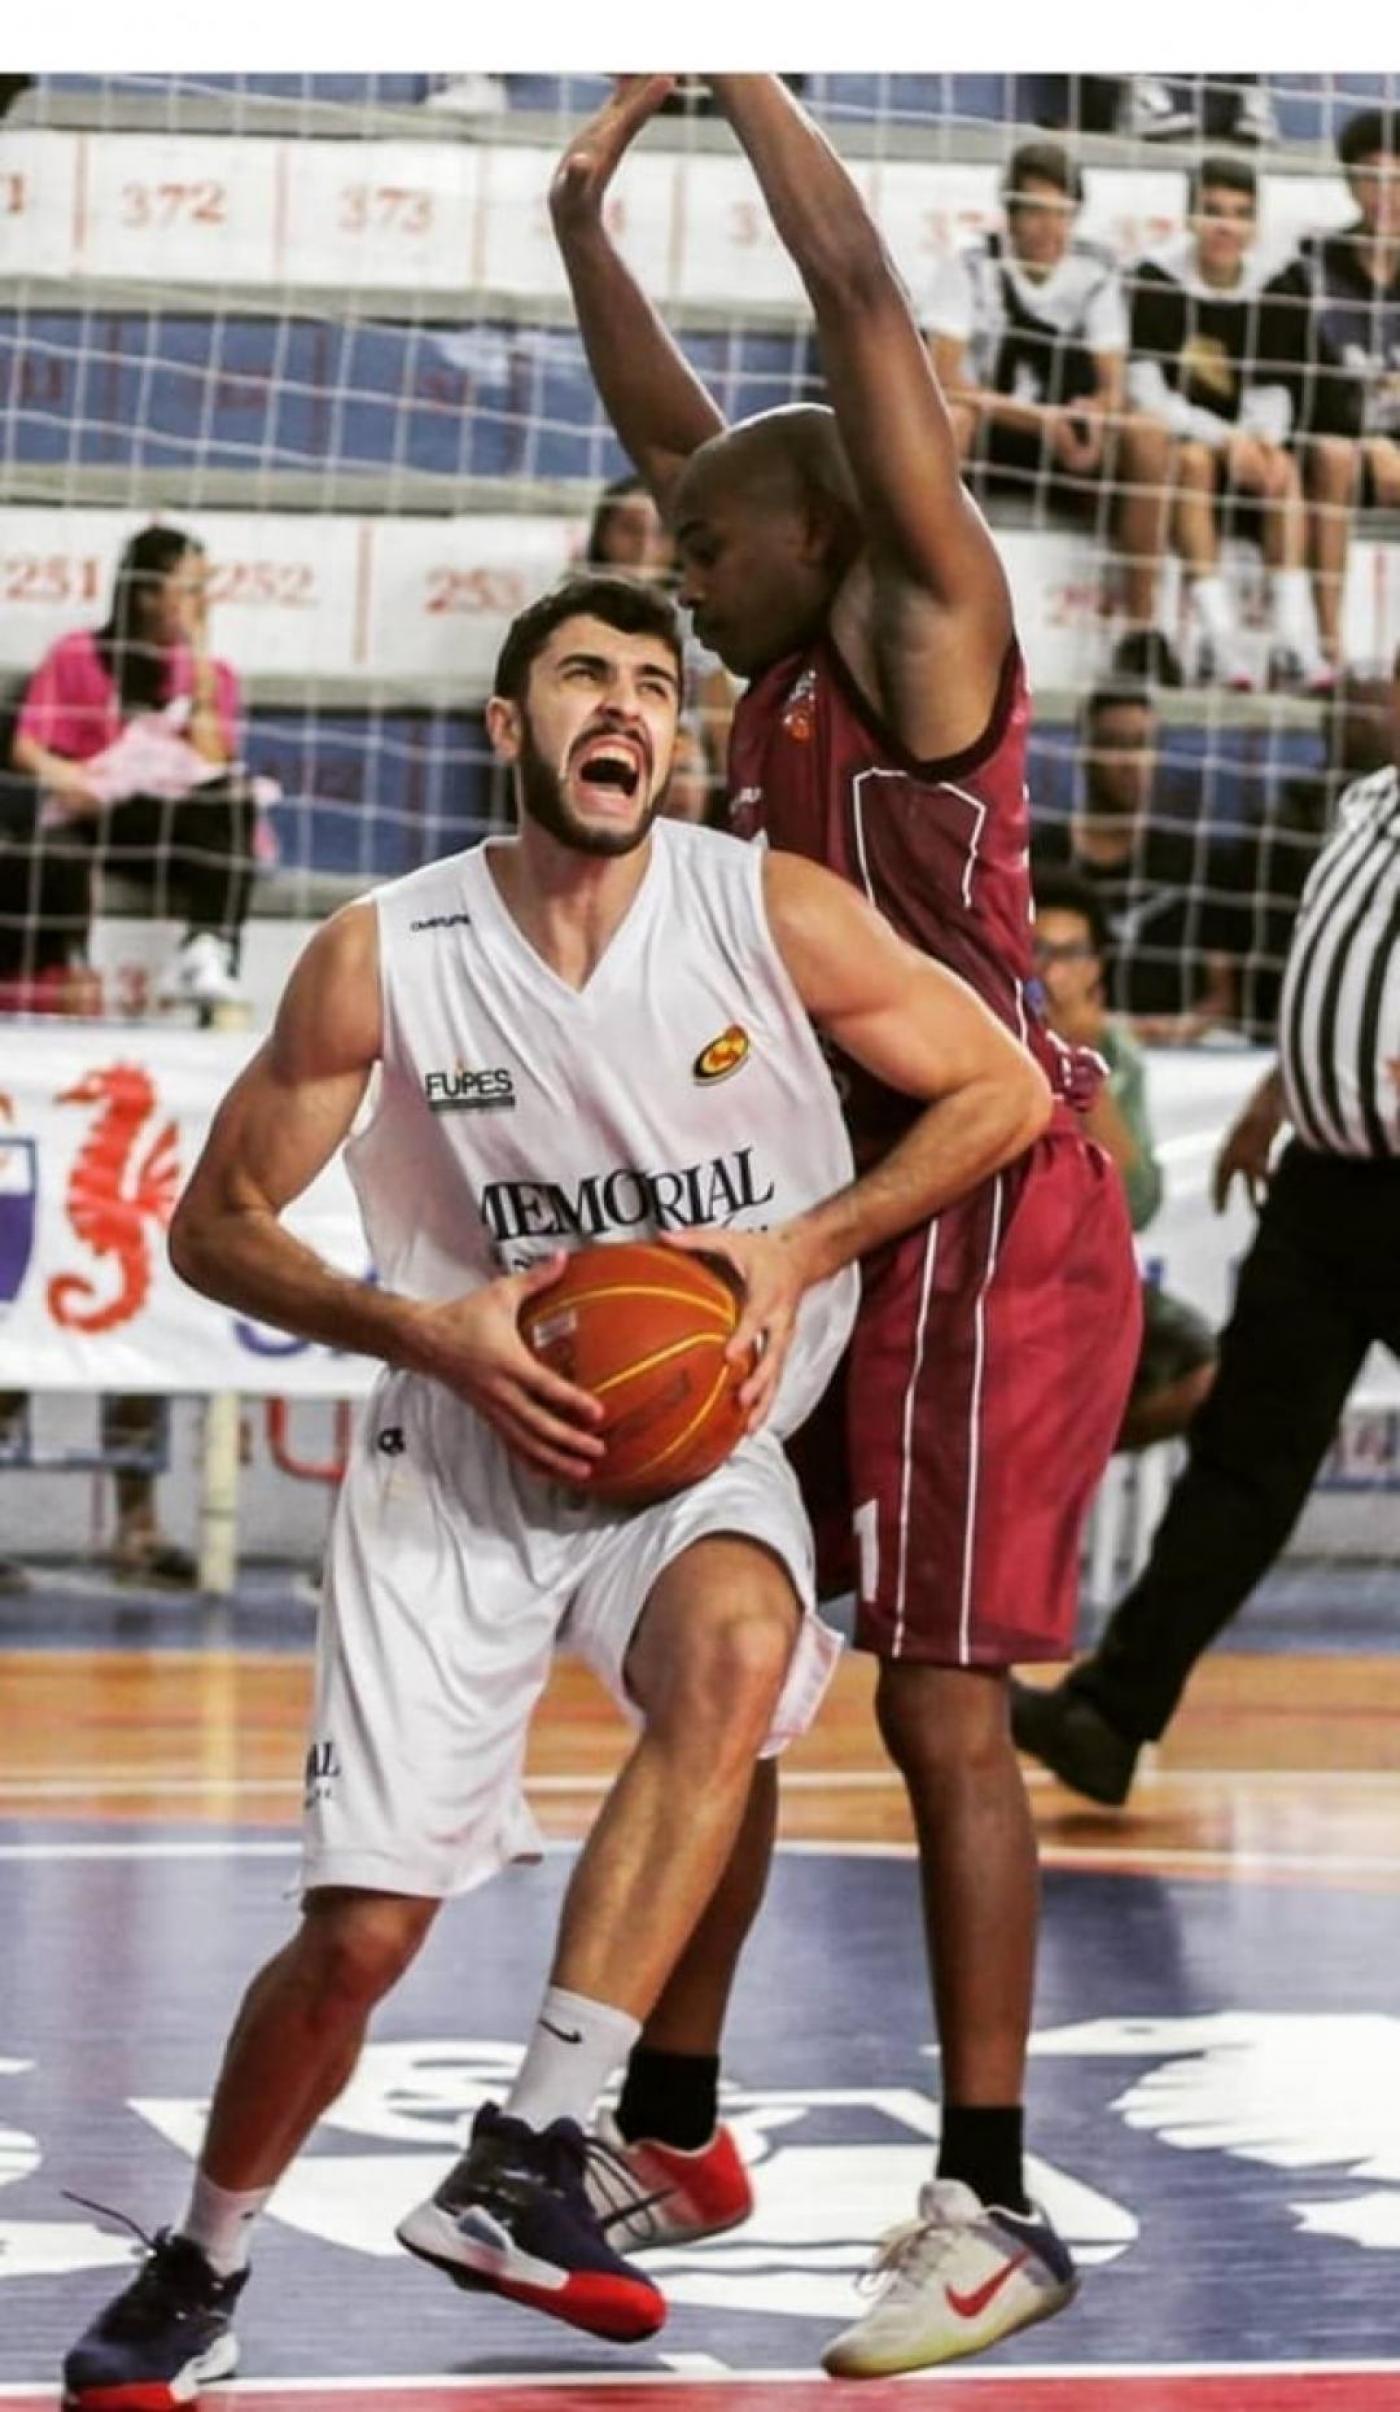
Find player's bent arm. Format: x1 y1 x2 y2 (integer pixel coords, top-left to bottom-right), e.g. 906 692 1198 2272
550 78 726 515
168 904 417 1363
171 907 606 1480
763 853 1051 1281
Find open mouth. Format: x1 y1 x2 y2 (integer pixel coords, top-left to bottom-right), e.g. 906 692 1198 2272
572 737 646 802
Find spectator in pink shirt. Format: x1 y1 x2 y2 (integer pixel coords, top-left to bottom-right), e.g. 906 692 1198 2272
0 524 267 1594
11 523 261 1010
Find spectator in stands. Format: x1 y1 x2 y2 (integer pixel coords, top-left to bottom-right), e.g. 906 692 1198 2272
1013 647 1400 1806
2 524 255 1596
922 141 1174 672
11 523 261 1013
1266 108 1400 675
0 798 93 1012
1030 683 1244 1039
586 472 733 813
1033 869 1217 1448
1029 74 1278 146
584 472 678 580
1128 157 1326 691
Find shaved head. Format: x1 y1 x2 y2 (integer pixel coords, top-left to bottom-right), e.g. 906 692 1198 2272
671 406 864 676
675 405 861 545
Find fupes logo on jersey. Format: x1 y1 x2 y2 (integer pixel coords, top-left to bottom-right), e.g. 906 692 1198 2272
481 1144 775 1245
692 1023 751 1084
423 1067 515 1112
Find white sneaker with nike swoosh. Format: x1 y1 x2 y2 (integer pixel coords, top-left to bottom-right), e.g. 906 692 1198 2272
821 2178 1077 2376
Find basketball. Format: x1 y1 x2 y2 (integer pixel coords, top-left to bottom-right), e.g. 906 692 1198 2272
518 1240 751 1506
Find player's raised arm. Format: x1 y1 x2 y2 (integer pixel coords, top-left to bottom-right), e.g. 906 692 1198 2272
550 77 727 515
706 76 1012 706
171 907 604 1480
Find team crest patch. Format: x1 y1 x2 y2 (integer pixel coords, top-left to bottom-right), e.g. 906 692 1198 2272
781 665 817 741
692 1024 751 1084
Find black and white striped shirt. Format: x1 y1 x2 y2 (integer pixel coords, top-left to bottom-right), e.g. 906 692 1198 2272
1279 765 1400 1159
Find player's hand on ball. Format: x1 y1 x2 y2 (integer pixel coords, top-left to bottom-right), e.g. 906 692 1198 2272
663 1225 808 1432
415 1257 605 1483
549 77 676 227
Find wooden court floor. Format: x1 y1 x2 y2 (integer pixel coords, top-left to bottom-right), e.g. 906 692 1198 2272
4 1643 1400 1885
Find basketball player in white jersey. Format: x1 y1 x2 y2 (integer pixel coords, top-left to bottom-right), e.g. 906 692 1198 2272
63 571 1049 2406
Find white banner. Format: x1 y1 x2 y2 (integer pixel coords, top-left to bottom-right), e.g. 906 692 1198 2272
0 1023 374 1397
0 1026 1394 1407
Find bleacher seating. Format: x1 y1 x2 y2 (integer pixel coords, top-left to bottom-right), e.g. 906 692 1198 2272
27 73 1400 147
0 74 1395 901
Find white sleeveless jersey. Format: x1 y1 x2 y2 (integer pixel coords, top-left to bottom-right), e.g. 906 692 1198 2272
345 818 858 1436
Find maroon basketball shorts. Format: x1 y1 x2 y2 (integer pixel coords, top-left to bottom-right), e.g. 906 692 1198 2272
788 1117 1141 1667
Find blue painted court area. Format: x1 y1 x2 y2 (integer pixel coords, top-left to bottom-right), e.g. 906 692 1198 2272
2 1833 1398 2390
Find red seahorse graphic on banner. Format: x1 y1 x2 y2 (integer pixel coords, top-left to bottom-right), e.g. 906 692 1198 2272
47 1065 182 1333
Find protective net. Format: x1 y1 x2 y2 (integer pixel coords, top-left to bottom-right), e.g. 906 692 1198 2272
0 69 1395 1577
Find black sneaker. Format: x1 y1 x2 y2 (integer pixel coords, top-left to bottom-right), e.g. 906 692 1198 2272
62 2225 244 2408
1010 1677 1141 1806
396 2102 667 2342
1111 628 1184 689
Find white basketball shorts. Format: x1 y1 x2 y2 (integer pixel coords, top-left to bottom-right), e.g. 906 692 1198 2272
300 1369 840 1899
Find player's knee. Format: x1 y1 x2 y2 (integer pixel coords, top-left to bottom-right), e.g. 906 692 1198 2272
875 1661 1013 1786
298 1892 435 2015
650 1597 796 1756
1175 440 1213 485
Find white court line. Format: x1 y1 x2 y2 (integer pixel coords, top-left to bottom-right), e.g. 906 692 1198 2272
0 1770 918 1801
2 2356 1400 2395
4 1765 1400 1802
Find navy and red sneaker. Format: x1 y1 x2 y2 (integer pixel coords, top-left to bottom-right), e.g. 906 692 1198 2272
588 2107 754 2249
396 2103 667 2342
62 2226 245 2408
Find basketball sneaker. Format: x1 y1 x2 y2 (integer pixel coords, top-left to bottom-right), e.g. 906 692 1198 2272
396 2102 666 2342
62 2226 245 2408
821 2178 1077 2376
587 2106 754 2249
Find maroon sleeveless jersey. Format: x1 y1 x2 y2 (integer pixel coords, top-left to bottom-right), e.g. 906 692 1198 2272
729 632 1061 1167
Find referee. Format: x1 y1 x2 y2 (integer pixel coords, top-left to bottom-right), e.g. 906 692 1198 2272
1012 653 1400 1805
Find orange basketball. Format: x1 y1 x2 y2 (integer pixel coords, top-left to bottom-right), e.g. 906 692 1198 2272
518 1240 750 1507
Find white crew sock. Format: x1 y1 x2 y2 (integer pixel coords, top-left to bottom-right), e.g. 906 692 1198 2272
506 1985 641 2134
1191 572 1238 645
1271 566 1319 658
180 2169 273 2277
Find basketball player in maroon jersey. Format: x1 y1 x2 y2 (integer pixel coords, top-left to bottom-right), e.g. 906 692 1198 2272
552 76 1141 2373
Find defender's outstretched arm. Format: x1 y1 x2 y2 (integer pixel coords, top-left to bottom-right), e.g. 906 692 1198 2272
551 77 726 515
707 74 1009 643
